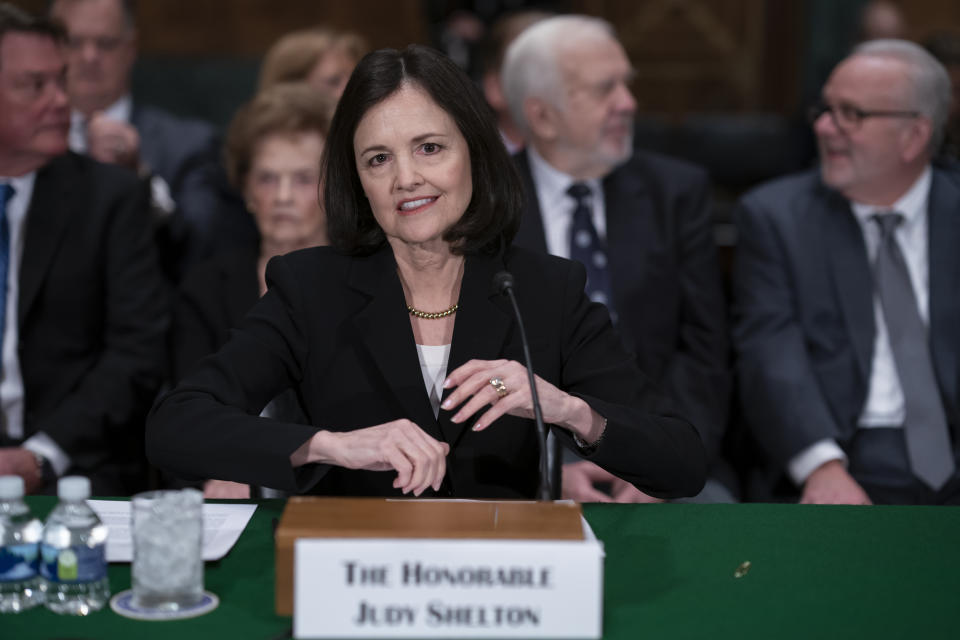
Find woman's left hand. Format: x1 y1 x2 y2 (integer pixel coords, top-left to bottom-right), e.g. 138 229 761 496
441 359 599 441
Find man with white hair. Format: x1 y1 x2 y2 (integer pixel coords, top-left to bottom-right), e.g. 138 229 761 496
502 15 734 502
734 39 960 504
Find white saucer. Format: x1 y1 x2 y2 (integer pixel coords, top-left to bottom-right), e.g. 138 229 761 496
109 589 219 620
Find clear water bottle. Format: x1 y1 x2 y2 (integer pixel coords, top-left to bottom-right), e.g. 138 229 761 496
40 476 109 615
0 475 44 612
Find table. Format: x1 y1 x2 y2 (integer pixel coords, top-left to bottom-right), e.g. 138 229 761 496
4 499 959 639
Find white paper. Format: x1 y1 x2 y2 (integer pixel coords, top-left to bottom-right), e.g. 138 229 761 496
87 499 257 563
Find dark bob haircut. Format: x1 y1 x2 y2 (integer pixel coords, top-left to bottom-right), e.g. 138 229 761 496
323 44 523 256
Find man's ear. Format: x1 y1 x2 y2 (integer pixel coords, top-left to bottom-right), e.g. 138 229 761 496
523 96 560 142
482 72 506 112
900 116 933 163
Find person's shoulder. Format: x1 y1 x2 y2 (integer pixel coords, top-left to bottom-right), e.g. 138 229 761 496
737 167 825 220
267 246 361 290
133 104 217 140
504 245 570 272
41 152 142 195
743 167 820 201
502 246 579 293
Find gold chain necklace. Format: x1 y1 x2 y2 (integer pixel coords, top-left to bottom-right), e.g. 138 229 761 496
406 303 459 319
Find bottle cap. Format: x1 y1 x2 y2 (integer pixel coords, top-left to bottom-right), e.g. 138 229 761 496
58 476 91 501
0 475 25 499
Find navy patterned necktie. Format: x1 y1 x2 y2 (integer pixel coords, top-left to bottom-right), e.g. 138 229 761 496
0 184 14 366
567 182 616 322
872 212 955 490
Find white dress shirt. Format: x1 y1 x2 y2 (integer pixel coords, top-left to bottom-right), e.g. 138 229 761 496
0 173 70 475
526 147 607 258
69 95 132 153
788 167 932 485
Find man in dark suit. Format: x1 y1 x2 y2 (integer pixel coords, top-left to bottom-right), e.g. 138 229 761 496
50 0 233 278
0 4 167 495
733 39 960 505
501 15 733 502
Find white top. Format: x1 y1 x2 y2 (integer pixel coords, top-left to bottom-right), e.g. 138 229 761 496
526 146 607 259
416 344 452 418
788 167 932 485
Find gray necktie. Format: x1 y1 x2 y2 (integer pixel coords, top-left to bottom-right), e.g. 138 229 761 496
872 212 955 490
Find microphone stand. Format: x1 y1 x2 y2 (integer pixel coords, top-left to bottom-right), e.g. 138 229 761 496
494 272 551 501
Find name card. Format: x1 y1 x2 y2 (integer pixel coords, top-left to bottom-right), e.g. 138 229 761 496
293 537 604 639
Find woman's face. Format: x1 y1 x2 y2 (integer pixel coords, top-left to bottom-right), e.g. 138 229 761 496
244 131 326 250
307 47 356 101
353 83 473 251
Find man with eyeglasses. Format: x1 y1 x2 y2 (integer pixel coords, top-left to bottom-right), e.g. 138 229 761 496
503 15 734 503
733 39 960 505
49 0 227 280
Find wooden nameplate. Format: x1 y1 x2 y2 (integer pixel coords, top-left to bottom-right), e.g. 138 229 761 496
274 497 584 615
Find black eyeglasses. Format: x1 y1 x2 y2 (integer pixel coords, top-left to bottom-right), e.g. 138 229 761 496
807 100 920 130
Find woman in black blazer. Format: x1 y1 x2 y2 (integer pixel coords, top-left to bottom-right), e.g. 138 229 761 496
147 45 706 500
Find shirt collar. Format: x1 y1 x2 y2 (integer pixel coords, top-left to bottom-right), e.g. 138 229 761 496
850 165 932 229
527 146 602 208
71 94 133 127
0 171 37 194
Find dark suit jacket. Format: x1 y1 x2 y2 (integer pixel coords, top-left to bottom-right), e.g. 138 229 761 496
14 153 169 495
147 245 706 499
513 150 731 469
170 247 259 382
732 166 960 474
132 104 240 275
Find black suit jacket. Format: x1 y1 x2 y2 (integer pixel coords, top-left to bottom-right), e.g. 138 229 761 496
15 153 168 495
170 248 259 382
513 150 731 467
732 166 960 472
147 245 706 499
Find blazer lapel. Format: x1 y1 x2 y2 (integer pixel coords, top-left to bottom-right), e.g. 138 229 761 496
825 188 875 383
927 169 960 417
347 248 441 440
513 150 549 254
19 155 77 327
442 252 513 447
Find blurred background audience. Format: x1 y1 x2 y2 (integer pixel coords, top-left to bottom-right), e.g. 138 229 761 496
4 0 959 502
170 83 333 498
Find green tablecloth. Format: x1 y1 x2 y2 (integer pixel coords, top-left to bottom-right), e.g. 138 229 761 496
3 500 959 639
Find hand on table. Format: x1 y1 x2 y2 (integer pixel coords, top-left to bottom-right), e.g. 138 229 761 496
441 359 603 443
203 479 250 499
86 112 141 169
0 447 42 494
294 420 450 496
562 461 663 503
800 459 872 505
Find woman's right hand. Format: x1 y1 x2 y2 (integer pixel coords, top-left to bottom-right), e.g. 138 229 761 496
291 420 450 496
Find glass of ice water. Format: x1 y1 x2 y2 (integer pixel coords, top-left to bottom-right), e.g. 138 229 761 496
131 489 203 611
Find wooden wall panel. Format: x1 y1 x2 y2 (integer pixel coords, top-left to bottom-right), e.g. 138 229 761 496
14 0 427 57
571 0 800 116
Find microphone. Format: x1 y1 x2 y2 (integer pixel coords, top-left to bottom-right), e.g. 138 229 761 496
493 270 551 501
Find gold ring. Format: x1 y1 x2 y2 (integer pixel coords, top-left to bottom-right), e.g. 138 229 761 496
489 377 508 399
